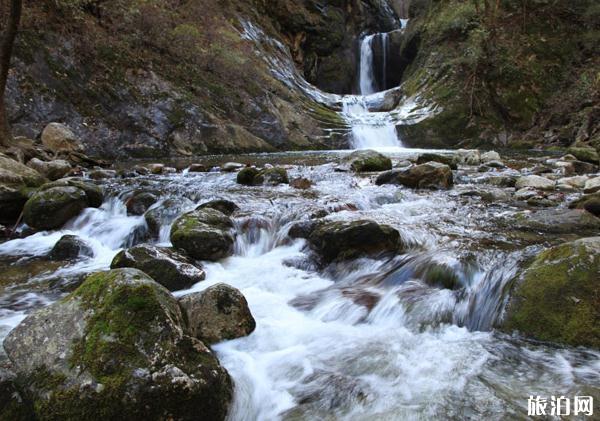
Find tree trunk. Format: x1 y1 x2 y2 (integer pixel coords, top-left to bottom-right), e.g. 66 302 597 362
0 0 23 147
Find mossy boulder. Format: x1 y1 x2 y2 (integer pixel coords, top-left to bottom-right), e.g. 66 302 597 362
111 245 205 291
376 162 454 190
170 209 235 261
503 237 600 348
3 268 232 420
196 199 239 216
23 186 88 230
236 167 260 186
343 150 392 173
567 147 600 165
254 167 289 186
49 235 94 261
179 283 256 345
26 158 72 181
0 153 46 224
308 220 402 263
40 178 104 208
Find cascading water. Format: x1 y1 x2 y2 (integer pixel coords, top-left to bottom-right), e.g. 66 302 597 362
359 34 378 95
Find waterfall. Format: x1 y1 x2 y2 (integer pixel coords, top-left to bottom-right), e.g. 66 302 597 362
359 35 377 95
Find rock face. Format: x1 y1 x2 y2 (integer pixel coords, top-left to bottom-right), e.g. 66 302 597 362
179 283 256 345
40 123 84 153
344 150 392 172
22 178 103 230
170 209 235 261
503 237 600 348
3 268 232 420
0 153 46 224
376 162 454 189
27 158 72 181
49 235 94 260
308 220 401 263
111 245 205 291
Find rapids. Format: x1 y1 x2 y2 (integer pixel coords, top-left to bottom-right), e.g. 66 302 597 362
0 150 598 420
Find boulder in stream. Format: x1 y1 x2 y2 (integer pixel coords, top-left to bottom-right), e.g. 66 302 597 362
376 162 454 190
569 192 600 217
503 237 600 348
343 150 392 172
510 208 600 235
0 153 46 224
170 208 235 261
308 220 402 263
196 199 239 216
40 122 83 153
111 244 205 291
26 158 72 181
3 268 232 420
514 175 555 191
49 235 94 260
23 186 88 230
416 153 457 170
144 197 194 237
179 283 256 344
126 191 159 216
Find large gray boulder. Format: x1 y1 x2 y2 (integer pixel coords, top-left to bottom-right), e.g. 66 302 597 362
343 150 392 172
27 158 72 181
3 268 232 420
170 208 235 261
179 283 256 344
111 244 205 291
376 162 453 189
41 122 83 153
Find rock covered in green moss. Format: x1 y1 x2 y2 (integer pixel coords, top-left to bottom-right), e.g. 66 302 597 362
255 167 289 186
26 158 72 181
236 167 260 186
3 268 232 420
0 153 46 224
416 153 458 170
179 283 256 344
23 178 104 230
567 146 599 165
376 162 454 190
343 150 392 173
569 192 600 217
503 237 600 348
308 220 402 263
111 244 205 291
170 208 235 261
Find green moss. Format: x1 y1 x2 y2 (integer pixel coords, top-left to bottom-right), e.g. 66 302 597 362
504 239 600 348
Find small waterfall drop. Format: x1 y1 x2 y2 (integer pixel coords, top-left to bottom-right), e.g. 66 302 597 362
359 35 377 95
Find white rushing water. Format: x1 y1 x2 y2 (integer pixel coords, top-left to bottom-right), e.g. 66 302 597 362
359 34 378 95
0 165 598 419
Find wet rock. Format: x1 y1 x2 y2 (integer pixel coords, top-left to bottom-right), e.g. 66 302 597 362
510 208 600 234
557 176 589 190
0 153 46 224
236 167 260 185
221 162 244 172
196 199 239 216
132 165 150 175
503 237 600 348
147 163 164 174
41 178 104 208
343 150 392 172
88 169 117 180
26 158 71 181
376 162 453 190
144 197 194 237
49 235 93 260
571 160 598 175
514 188 539 201
481 151 501 163
178 283 256 344
111 244 205 291
288 220 320 239
419 263 462 290
567 146 599 165
456 149 481 165
3 268 232 420
126 191 159 216
583 177 600 194
188 163 208 172
163 167 177 174
254 167 289 185
40 122 83 153
416 153 457 170
171 208 235 261
514 175 555 191
23 186 88 230
308 220 401 263
290 177 312 190
569 192 600 217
